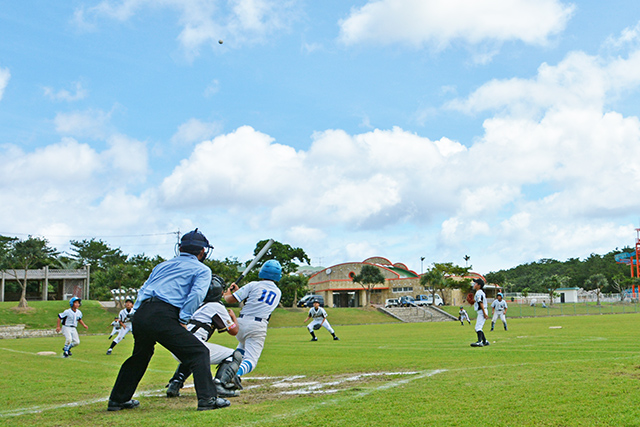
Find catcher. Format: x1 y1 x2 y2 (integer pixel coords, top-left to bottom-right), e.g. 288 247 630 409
304 299 339 341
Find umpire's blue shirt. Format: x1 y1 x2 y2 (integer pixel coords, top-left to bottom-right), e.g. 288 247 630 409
134 253 212 324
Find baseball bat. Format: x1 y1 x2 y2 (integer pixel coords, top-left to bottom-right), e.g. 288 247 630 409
231 238 275 287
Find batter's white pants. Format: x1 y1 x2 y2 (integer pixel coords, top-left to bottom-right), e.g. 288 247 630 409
113 324 132 344
62 326 80 348
474 312 487 332
235 317 268 375
492 312 507 326
307 319 334 334
173 340 235 366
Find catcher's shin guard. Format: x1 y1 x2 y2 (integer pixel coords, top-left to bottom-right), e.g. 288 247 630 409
214 349 243 390
166 364 191 397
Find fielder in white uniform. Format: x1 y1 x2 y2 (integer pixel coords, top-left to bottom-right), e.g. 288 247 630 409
491 293 508 331
223 260 282 384
107 299 136 355
166 275 240 398
304 299 339 341
470 279 490 347
458 307 471 325
108 318 121 340
55 297 89 357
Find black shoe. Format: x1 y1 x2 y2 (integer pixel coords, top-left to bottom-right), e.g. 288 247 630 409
311 337 317 341
470 342 484 347
490 328 494 331
63 350 70 358
197 397 231 411
106 348 112 355
107 399 140 411
215 381 239 397
483 341 490 346
333 336 340 341
166 380 182 398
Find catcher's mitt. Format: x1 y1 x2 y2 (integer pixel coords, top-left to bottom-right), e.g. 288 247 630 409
313 323 322 330
466 293 475 305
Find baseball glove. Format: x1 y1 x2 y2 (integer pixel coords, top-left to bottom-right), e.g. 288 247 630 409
466 293 475 305
313 324 322 330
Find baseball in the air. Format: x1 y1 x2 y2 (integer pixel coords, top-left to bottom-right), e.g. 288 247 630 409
218 39 223 44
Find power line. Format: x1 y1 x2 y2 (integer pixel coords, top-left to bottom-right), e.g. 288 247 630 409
0 231 178 239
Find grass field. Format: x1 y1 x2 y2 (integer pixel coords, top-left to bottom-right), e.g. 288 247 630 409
2 311 640 426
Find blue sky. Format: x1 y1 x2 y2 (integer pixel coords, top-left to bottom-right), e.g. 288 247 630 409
2 0 640 274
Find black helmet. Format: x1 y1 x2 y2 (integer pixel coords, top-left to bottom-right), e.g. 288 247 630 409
179 228 214 257
204 275 226 303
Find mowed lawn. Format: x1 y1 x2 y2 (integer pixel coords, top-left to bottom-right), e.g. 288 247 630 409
2 313 640 426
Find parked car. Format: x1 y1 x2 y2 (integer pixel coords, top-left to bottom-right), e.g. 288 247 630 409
385 298 399 308
399 295 416 307
415 294 444 306
297 294 325 307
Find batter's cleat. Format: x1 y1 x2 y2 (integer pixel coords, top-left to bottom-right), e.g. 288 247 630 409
106 348 112 355
333 336 340 341
470 341 484 347
166 380 182 398
197 397 231 411
107 399 140 411
311 336 318 341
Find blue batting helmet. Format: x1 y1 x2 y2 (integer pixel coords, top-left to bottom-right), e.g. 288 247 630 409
69 297 82 307
259 260 282 282
497 292 503 297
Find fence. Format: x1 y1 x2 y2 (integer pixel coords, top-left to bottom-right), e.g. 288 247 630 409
442 301 640 319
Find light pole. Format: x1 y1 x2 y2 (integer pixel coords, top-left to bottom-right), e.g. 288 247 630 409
420 257 425 274
464 255 470 268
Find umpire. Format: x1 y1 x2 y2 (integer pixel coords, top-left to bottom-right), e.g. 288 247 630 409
108 229 231 412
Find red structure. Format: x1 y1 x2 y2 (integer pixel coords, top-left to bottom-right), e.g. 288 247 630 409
614 229 640 298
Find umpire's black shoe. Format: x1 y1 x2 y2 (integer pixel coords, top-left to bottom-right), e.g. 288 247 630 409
197 397 231 411
107 399 140 411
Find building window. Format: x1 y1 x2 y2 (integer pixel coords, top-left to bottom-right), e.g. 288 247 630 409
392 287 413 293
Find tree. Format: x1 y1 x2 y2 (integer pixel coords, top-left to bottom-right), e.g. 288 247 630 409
279 274 309 307
611 274 637 301
70 238 127 271
2 236 57 308
352 265 386 307
422 262 471 305
249 239 311 276
541 274 570 306
205 257 243 285
584 273 608 306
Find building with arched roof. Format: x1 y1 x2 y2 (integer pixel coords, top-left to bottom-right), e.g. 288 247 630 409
308 256 490 307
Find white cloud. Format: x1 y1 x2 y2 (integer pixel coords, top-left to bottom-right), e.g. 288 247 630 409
43 81 87 102
339 0 574 49
74 0 299 57
54 108 113 138
171 118 222 144
204 79 220 97
104 134 149 178
0 67 10 101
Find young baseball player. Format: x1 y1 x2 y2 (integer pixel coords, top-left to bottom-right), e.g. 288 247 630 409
458 306 471 325
304 299 339 341
107 298 136 355
220 259 282 391
166 275 240 398
55 297 89 357
108 317 121 340
491 292 508 331
470 278 490 347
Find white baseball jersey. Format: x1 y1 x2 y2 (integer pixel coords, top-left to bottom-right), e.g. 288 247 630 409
187 302 235 342
459 309 469 319
308 306 327 319
492 299 508 312
58 308 83 327
118 307 135 325
474 289 487 313
233 280 282 319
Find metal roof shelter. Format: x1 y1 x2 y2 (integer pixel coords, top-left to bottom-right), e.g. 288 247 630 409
1 266 91 302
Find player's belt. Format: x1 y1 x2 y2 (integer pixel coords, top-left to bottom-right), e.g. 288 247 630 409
239 314 268 323
63 325 76 327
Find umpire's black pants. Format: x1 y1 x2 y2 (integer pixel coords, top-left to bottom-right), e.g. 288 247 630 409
109 299 215 403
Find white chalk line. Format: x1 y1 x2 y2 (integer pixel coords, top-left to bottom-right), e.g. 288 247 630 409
4 352 640 419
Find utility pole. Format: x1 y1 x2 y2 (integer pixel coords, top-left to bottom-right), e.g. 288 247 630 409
420 257 425 274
